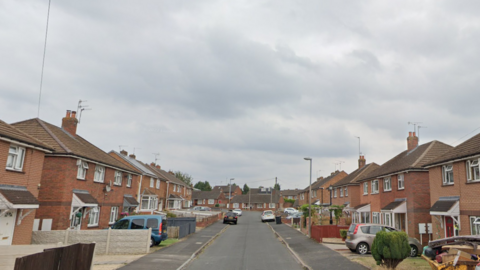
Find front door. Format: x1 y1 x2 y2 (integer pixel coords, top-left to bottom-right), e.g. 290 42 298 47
0 210 17 245
158 200 163 211
395 213 406 231
445 216 454 237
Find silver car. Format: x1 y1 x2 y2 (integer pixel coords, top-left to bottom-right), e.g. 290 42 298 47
345 223 422 257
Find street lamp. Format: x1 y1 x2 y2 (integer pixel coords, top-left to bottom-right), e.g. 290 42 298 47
229 178 234 208
304 157 312 238
328 185 333 224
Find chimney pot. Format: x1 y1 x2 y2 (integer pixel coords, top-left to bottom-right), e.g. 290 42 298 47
62 110 78 136
150 162 155 166
71 111 77 118
129 154 136 159
156 165 161 169
358 155 366 168
66 110 71 117
120 150 128 156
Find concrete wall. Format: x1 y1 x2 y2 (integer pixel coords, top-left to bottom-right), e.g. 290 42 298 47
31 228 150 255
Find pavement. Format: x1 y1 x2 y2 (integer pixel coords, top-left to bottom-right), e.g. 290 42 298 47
118 221 228 270
268 223 368 270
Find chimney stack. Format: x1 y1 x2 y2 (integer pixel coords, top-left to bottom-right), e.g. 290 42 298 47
407 132 419 151
358 155 366 168
120 150 128 156
156 165 161 169
61 110 78 136
129 154 136 159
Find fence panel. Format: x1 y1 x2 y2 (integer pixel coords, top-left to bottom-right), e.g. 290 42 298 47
168 217 196 238
14 249 57 270
178 224 188 239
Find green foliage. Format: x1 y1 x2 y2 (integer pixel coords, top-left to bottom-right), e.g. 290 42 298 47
166 212 177 218
372 230 410 269
284 198 295 203
300 204 320 227
194 181 212 191
173 171 193 186
340 229 347 238
215 203 219 207
274 183 281 190
243 184 250 194
329 205 345 224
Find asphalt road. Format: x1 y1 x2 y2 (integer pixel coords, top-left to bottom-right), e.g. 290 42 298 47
185 211 303 270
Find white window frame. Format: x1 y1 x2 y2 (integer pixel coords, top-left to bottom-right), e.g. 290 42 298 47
442 164 454 185
360 212 370 223
269 203 275 208
77 160 89 180
334 188 337 198
150 178 154 188
371 180 379 194
398 174 404 190
372 212 380 224
127 174 132 187
156 179 160 189
88 207 100 227
141 196 158 210
208 199 214 204
94 165 105 183
383 212 391 226
6 145 26 171
363 182 368 195
467 159 480 182
470 216 480 235
345 187 348 197
109 206 118 224
257 203 263 209
340 188 343 197
383 177 391 191
114 171 122 186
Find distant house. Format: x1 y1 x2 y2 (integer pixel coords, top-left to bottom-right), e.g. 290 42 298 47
297 170 348 207
12 111 141 231
192 190 226 207
0 119 53 245
280 189 301 200
213 184 242 201
230 187 284 211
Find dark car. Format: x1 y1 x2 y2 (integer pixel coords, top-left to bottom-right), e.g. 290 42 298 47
223 212 238 224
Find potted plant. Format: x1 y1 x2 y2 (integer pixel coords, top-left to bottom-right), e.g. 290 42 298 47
340 229 347 241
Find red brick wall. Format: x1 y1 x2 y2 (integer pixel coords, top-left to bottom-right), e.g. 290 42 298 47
358 179 381 216
331 185 360 208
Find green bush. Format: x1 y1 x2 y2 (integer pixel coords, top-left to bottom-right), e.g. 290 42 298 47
371 230 410 269
166 212 177 218
340 229 347 239
215 203 219 207
284 198 295 203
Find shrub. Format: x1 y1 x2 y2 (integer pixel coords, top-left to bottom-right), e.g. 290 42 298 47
340 229 347 239
166 212 177 218
215 204 219 207
284 198 295 203
371 230 410 269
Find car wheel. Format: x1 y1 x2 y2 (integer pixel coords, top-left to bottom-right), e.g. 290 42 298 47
150 238 155 247
356 242 369 255
410 245 418 257
235 221 237 225
156 241 162 246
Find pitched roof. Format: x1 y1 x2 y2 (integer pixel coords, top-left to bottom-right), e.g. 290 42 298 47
308 171 346 191
11 118 138 173
0 119 53 151
0 185 39 205
357 140 453 181
280 189 301 196
192 190 223 200
110 151 157 178
145 164 190 188
332 163 380 187
231 191 281 204
426 133 480 167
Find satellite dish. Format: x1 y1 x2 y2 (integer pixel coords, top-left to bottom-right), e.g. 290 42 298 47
105 185 111 192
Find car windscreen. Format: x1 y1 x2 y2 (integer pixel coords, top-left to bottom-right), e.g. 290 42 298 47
264 211 273 215
226 212 237 217
348 224 356 233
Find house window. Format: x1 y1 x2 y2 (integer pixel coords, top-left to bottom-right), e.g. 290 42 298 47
371 180 379 194
372 212 380 224
173 185 176 192
470 216 480 235
340 188 343 197
6 145 26 171
156 179 160 189
363 182 368 195
109 206 118 224
345 187 348 197
127 174 132 187
398 174 404 190
141 196 158 210
269 203 275 208
257 203 263 208
467 160 480 182
208 199 214 204
94 166 105 183
360 212 370 223
383 177 391 191
383 213 391 226
114 171 122 186
334 188 337 198
88 207 100 227
442 164 454 185
77 160 89 180
150 178 154 188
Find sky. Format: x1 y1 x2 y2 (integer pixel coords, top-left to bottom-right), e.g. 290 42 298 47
1 0 480 190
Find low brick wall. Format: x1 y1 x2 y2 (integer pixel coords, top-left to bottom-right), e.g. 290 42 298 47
196 213 221 227
31 228 151 255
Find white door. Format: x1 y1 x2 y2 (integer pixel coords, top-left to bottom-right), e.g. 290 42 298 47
0 210 17 245
158 200 163 211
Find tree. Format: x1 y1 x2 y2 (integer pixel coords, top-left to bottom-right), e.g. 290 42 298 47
372 230 410 269
243 184 250 194
329 205 345 225
194 181 212 191
173 171 193 186
274 183 280 190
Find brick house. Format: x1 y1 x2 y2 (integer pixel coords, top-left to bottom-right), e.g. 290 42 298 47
192 190 226 207
280 189 301 200
109 151 166 212
12 111 141 231
297 170 348 207
0 119 53 245
213 184 242 201
231 187 284 211
355 132 452 243
330 156 380 224
146 164 193 209
424 132 480 239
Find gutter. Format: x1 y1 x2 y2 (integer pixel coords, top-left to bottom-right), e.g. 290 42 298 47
424 153 480 168
0 136 53 153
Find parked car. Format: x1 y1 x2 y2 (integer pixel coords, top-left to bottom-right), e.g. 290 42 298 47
345 223 422 257
284 208 298 215
261 210 275 222
223 212 238 224
111 215 168 247
232 209 242 216
286 212 303 219
192 206 211 211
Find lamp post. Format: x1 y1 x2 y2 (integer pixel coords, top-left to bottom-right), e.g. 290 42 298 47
304 157 312 238
328 185 333 224
229 178 234 208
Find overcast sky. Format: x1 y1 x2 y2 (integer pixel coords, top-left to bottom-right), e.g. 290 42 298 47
1 1 479 190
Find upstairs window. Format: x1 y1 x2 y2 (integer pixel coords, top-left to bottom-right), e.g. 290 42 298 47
94 165 105 183
114 171 122 186
363 182 368 195
150 178 154 188
77 160 89 180
334 188 337 198
340 188 343 197
127 174 132 187
156 179 160 189
467 159 480 182
6 145 26 171
398 174 404 190
371 180 379 194
383 177 391 191
345 187 348 197
442 164 454 185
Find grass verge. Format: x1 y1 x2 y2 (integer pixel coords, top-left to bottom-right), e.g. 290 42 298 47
351 256 431 270
149 238 180 252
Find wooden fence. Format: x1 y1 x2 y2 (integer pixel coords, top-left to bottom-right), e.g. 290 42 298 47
14 243 95 270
